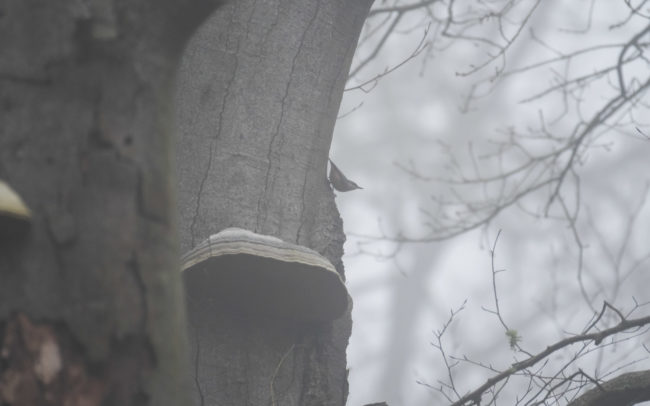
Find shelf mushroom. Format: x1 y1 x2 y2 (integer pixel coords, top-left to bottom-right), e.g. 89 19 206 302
181 228 348 321
0 180 31 238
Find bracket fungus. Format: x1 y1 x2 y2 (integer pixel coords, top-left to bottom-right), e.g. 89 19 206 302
181 228 348 321
0 180 31 237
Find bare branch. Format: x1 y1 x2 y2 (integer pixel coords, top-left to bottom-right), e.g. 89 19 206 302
368 0 441 17
448 312 650 406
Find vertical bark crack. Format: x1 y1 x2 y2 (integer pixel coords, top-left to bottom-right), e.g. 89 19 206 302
189 6 241 248
193 325 205 406
256 2 322 234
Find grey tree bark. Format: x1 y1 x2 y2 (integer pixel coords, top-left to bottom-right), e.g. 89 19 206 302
175 0 373 405
567 371 650 406
0 1 222 404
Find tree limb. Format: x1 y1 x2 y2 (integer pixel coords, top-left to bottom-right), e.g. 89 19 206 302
566 370 650 406
449 313 650 406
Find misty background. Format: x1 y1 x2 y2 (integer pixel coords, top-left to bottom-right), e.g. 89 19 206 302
332 1 650 405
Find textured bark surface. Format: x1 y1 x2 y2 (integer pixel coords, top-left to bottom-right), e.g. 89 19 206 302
567 370 650 406
175 0 372 405
0 1 221 404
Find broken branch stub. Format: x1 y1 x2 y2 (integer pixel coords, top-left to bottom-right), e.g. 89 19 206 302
181 228 348 321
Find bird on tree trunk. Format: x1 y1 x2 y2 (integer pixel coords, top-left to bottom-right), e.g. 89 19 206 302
328 159 362 192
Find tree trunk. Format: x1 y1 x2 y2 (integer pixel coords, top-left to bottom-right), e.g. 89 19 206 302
0 1 220 404
175 0 372 405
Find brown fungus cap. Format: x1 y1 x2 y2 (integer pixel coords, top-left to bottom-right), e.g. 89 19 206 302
181 228 348 322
